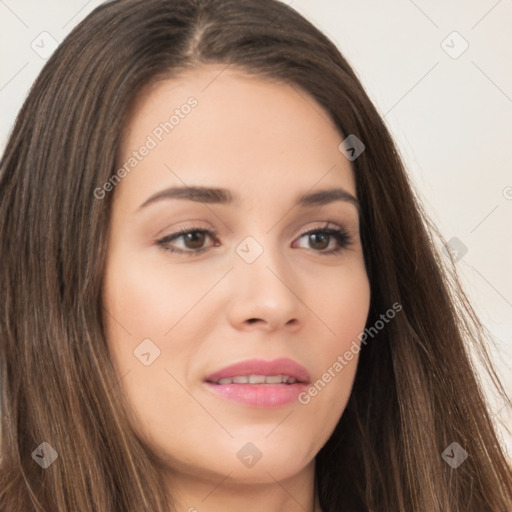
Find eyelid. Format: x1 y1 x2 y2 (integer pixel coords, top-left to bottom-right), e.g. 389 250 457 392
155 224 219 256
156 220 354 256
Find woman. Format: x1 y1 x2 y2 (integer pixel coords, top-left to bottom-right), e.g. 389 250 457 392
0 0 510 510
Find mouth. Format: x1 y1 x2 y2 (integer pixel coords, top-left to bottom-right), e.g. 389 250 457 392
206 374 301 385
202 358 311 408
203 357 311 385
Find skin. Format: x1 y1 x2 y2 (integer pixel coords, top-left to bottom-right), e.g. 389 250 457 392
102 64 371 512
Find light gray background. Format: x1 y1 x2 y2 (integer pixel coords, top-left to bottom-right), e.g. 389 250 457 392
1 0 511 456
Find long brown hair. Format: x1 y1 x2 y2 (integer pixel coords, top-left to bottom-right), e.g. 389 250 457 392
1 0 511 510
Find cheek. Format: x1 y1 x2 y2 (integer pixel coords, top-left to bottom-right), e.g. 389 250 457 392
102 248 204 340
101 253 203 437
319 261 371 352
297 265 369 426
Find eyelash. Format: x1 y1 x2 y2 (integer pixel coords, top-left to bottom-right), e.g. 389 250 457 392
156 223 353 257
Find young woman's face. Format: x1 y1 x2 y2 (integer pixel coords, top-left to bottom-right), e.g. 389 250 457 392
102 65 370 487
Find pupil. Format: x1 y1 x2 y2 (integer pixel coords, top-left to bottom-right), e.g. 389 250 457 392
186 232 204 249
310 233 328 250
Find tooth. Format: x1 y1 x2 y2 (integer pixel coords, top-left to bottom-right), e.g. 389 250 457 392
265 375 284 384
215 375 298 385
248 375 266 384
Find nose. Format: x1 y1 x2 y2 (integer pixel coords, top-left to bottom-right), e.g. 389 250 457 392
225 241 302 333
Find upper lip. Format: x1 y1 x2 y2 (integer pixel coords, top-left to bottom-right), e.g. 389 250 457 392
204 358 311 384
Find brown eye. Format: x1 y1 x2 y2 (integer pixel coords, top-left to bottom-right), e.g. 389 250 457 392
294 227 352 254
156 228 218 256
181 231 207 250
307 232 330 251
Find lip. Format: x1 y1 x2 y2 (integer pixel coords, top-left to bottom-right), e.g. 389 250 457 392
203 358 311 408
203 381 308 408
204 357 311 384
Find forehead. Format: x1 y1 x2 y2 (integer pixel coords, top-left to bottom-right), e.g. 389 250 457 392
115 65 356 208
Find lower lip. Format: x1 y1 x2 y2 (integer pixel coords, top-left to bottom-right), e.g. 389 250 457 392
203 381 308 408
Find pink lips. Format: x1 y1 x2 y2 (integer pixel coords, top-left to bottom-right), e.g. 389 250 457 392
204 357 311 384
203 358 311 408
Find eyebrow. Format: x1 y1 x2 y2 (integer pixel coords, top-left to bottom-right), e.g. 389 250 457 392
137 185 360 214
